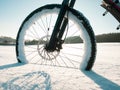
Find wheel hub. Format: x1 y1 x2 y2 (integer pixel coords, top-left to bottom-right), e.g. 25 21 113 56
37 36 60 60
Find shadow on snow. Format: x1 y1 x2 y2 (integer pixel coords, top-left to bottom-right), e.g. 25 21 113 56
0 63 25 70
83 71 120 90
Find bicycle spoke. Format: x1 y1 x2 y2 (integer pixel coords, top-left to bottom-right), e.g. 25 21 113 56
36 21 47 34
61 52 82 57
25 50 37 57
29 27 40 40
27 52 39 62
59 55 81 63
31 25 41 39
59 55 77 68
48 14 52 29
59 55 69 67
40 17 47 31
63 45 83 50
26 45 37 50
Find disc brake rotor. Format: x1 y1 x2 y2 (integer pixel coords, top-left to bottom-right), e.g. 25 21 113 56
37 35 60 60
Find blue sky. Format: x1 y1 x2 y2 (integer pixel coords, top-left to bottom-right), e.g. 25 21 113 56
0 0 119 38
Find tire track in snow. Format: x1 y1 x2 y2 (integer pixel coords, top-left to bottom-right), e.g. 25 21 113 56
0 71 51 90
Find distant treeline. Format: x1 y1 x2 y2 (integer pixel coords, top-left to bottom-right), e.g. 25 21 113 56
0 33 120 45
65 33 120 43
96 33 120 42
0 36 15 45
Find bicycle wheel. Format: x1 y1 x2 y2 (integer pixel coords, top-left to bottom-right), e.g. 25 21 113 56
16 4 96 70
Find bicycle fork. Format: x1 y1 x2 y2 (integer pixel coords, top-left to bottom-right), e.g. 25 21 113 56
45 0 76 52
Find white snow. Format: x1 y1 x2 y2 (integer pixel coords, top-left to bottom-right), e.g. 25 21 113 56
0 43 120 90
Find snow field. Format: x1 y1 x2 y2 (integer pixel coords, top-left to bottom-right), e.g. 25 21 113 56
0 43 120 90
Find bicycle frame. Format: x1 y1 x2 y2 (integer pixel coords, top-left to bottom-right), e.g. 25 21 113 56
46 0 120 52
101 0 120 29
45 0 76 51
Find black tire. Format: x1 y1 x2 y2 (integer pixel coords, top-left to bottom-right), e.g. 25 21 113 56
16 4 96 70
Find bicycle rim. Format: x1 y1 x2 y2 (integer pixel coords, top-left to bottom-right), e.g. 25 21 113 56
16 4 96 70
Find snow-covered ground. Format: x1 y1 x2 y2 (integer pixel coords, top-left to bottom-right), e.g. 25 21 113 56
0 43 120 90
